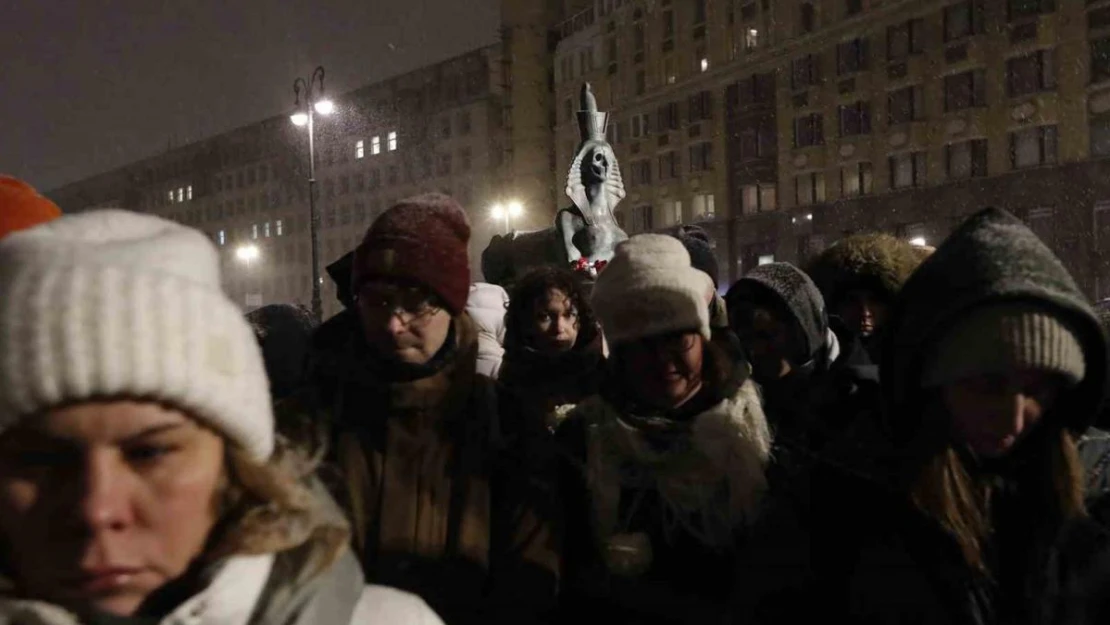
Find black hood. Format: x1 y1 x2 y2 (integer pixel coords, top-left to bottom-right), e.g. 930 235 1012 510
728 262 829 367
881 207 1107 443
246 304 318 402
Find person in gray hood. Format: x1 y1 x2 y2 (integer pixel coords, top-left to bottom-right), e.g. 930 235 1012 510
733 208 1110 624
726 262 872 462
0 211 440 625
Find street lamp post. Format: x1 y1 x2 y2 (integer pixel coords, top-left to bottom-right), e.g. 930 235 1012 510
291 66 334 323
490 200 524 234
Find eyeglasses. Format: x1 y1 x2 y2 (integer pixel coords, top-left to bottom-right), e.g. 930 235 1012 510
355 284 441 325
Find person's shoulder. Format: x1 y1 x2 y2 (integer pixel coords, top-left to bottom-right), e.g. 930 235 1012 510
349 585 445 625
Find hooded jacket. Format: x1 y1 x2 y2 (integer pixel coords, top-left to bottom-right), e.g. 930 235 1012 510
733 208 1110 625
247 304 317 403
466 283 509 379
806 233 923 309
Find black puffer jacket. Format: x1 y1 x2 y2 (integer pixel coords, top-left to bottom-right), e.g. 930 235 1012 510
732 208 1110 625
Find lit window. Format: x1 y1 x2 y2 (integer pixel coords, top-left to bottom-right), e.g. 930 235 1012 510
371 136 381 155
388 131 398 151
177 188 184 203
356 140 365 159
700 58 710 72
745 28 760 51
167 190 174 203
264 222 271 238
276 219 284 236
187 185 193 201
758 254 775 266
218 230 226 246
252 224 259 240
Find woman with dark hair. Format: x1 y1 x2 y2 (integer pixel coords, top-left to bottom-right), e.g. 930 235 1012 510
733 208 1110 624
500 266 605 436
557 235 770 624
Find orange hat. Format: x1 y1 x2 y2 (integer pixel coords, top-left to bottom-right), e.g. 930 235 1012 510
0 176 62 239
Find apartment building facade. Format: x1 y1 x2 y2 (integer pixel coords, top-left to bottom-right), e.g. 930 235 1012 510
555 0 1110 299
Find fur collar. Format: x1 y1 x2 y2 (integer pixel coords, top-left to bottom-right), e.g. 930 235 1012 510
571 378 771 549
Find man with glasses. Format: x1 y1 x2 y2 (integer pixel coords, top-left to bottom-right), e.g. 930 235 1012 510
314 193 558 625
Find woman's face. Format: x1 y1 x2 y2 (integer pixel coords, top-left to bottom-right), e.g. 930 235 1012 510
0 400 226 616
529 288 580 354
835 289 888 339
942 370 1064 459
618 332 705 410
735 306 794 384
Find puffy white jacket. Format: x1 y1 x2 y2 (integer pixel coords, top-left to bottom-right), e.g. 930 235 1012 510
466 282 509 379
0 553 443 625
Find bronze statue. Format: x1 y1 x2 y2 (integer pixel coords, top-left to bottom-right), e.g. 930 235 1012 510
482 83 629 285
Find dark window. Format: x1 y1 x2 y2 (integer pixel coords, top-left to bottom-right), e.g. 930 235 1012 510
888 85 924 124
634 22 645 53
1093 37 1110 83
737 72 775 104
841 161 873 197
1008 0 1055 22
663 10 675 40
659 151 679 178
944 69 987 111
846 0 863 16
1091 7 1110 31
792 54 821 90
945 1 985 41
888 19 925 60
688 91 713 122
740 131 760 160
355 173 366 192
1009 125 1058 168
945 139 988 178
800 3 816 34
690 142 713 171
838 101 872 136
795 172 826 205
657 102 681 131
459 111 472 135
889 151 927 188
694 0 707 23
441 117 452 138
631 159 653 185
740 3 756 20
461 148 473 171
837 38 870 75
794 114 825 147
1006 50 1056 97
1092 115 1110 157
635 70 646 95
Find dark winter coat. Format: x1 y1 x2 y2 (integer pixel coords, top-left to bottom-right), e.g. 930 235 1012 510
728 263 877 466
247 304 317 403
556 366 771 624
732 208 1110 625
294 310 559 625
498 325 606 437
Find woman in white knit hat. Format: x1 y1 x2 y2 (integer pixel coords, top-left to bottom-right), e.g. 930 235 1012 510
0 210 442 624
555 234 771 624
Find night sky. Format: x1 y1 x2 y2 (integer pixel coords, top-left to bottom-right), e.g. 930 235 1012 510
0 0 500 191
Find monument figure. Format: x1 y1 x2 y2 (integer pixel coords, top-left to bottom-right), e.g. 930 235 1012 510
482 82 629 285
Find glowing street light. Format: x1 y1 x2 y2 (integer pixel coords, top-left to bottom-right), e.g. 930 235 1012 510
290 112 309 127
910 236 928 247
314 99 335 115
236 244 260 263
491 200 524 234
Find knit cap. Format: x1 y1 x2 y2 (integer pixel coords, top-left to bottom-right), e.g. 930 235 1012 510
591 234 714 345
0 210 274 460
352 193 471 315
0 175 62 239
923 302 1087 389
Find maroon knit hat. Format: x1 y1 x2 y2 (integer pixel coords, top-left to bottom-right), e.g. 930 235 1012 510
352 193 471 314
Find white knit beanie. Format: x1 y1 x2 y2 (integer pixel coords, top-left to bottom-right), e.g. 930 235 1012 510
592 234 714 346
0 210 274 460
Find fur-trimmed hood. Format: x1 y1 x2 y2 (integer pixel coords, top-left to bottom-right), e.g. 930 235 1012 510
806 233 925 307
568 379 771 549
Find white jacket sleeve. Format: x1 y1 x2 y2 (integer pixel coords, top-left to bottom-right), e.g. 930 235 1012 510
349 586 445 625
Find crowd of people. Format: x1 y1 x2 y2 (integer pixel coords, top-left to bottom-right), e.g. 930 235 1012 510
2 174 1110 623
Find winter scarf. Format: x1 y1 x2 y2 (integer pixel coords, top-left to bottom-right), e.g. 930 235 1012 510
500 330 605 433
568 378 771 550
